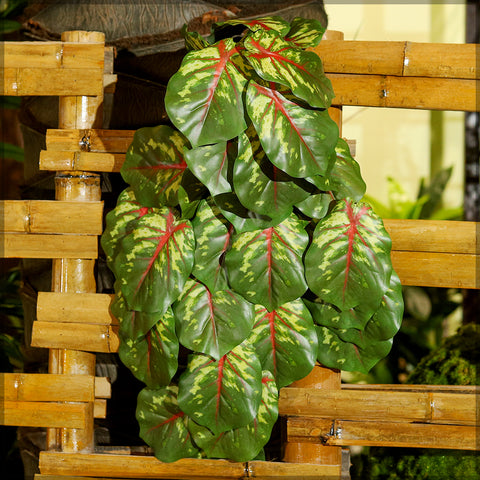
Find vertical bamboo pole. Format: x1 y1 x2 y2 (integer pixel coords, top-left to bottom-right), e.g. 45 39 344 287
282 30 344 475
47 31 104 453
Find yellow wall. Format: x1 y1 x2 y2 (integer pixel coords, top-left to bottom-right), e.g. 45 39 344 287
324 1 466 213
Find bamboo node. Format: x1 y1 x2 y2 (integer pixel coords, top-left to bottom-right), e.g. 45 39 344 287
79 131 92 152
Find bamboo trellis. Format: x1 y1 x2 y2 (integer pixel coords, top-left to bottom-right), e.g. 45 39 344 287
0 29 478 480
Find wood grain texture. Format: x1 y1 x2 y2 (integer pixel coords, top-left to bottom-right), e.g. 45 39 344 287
248 460 342 477
40 151 125 172
0 200 103 234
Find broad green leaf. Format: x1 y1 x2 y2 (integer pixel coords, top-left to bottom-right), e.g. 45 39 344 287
305 199 392 311
243 29 334 108
177 186 201 220
136 386 200 462
118 307 179 387
233 130 311 219
114 208 194 314
121 125 190 207
184 141 236 196
188 370 278 461
173 279 255 360
249 300 317 388
165 38 248 147
192 200 232 291
294 192 331 220
178 342 263 434
246 81 338 178
215 16 290 37
284 17 325 48
182 25 211 51
308 138 366 201
225 213 309 310
101 188 157 268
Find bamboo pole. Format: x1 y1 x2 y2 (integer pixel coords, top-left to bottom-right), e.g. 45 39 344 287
47 30 105 454
40 151 125 173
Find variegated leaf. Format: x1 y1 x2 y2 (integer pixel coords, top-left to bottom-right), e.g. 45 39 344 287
249 300 317 388
178 342 263 434
284 17 325 48
243 29 334 108
192 200 232 291
121 126 190 207
114 208 194 313
184 141 236 196
173 279 255 360
308 138 366 201
118 307 179 387
182 25 211 51
188 370 278 461
225 213 309 310
233 130 311 219
165 38 248 147
246 81 338 178
136 386 200 462
305 199 392 311
215 16 290 37
294 192 332 220
101 188 157 268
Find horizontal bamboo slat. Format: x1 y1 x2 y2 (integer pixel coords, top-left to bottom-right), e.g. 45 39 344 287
31 322 120 353
286 417 478 450
46 129 136 152
40 151 125 173
326 74 478 111
315 41 478 79
0 233 98 259
0 200 103 235
279 388 477 426
247 461 341 478
342 383 479 394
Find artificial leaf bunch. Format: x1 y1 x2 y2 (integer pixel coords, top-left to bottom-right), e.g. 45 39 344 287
102 16 403 463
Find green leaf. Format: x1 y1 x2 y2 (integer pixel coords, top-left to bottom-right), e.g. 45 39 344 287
294 192 331 220
173 279 255 360
114 208 194 314
249 300 317 388
0 19 20 34
178 342 263 435
192 199 232 291
284 17 325 48
225 213 309 310
246 81 338 178
305 199 392 311
188 370 278 461
243 29 334 108
118 307 179 387
0 96 21 109
136 386 200 462
215 16 290 37
165 38 248 147
1 141 23 162
233 130 311 219
121 125 190 207
101 188 158 268
182 25 211 51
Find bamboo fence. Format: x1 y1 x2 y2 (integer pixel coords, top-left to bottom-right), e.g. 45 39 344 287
0 30 478 480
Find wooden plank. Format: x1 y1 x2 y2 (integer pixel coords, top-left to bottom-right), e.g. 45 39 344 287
391 251 479 289
279 388 477 426
40 151 125 172
0 373 94 402
46 129 136 152
286 417 478 450
2 42 105 69
39 453 247 479
342 383 479 394
1 401 87 428
95 377 112 399
37 292 116 325
248 460 341 478
385 219 479 255
315 41 478 79
94 399 107 419
0 200 103 235
0 233 98 259
327 74 478 111
31 322 120 353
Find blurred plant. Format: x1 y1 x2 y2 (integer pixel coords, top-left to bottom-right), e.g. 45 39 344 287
0 0 26 35
343 167 463 384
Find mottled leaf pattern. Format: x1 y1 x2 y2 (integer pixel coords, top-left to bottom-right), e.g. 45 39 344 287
136 386 200 462
121 126 190 207
246 81 338 178
244 29 334 108
114 208 194 313
226 213 309 310
294 192 331 220
188 371 278 461
284 17 325 48
216 16 290 36
178 342 262 434
173 279 255 360
305 199 392 311
165 38 247 146
249 300 317 387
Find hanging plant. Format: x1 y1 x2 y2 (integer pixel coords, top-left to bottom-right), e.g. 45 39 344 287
102 16 403 463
